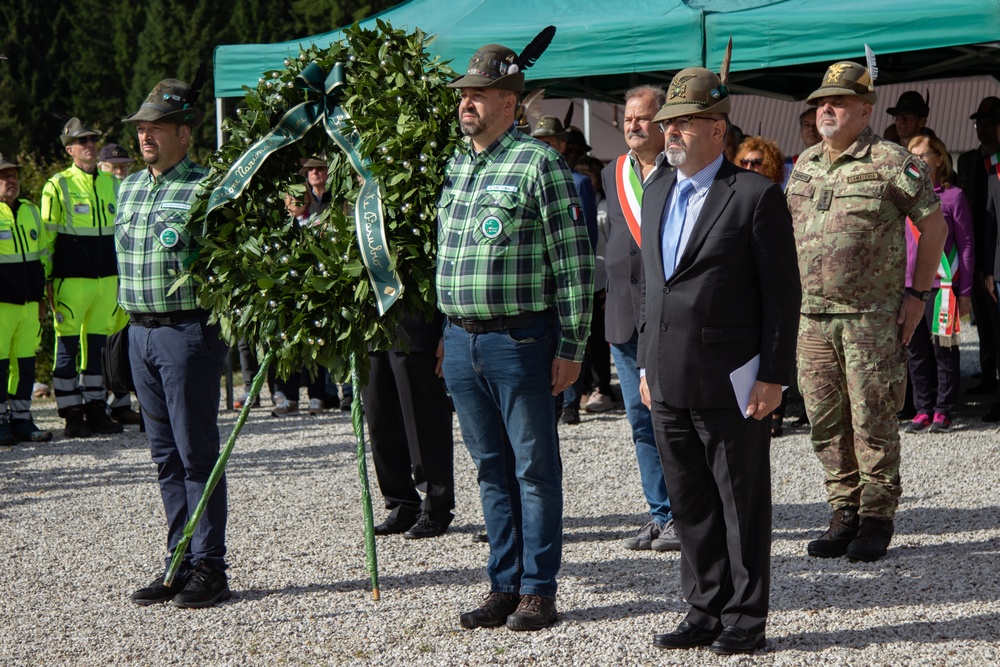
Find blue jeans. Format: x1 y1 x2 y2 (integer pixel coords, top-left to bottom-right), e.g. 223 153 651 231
442 315 562 598
611 334 672 525
129 317 229 573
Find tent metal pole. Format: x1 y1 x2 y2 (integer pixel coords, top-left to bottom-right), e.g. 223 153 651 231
216 98 225 149
583 98 591 153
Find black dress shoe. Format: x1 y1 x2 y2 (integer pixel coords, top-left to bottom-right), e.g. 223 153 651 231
652 621 720 649
373 512 418 536
709 626 766 655
403 512 452 539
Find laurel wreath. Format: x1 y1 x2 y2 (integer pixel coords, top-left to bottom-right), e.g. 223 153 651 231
185 21 462 383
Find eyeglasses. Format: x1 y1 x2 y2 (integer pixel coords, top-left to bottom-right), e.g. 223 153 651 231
657 116 723 133
74 136 96 145
740 158 764 168
913 151 937 161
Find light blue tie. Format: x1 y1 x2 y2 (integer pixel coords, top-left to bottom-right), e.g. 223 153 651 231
661 179 694 279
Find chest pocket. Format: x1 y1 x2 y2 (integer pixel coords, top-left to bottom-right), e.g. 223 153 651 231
151 211 192 251
829 180 888 232
471 191 528 246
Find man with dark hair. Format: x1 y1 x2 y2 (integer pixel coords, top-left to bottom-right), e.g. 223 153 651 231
438 42 593 632
886 91 930 147
117 77 231 609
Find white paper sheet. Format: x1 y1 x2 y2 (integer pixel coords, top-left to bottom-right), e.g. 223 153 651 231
730 354 788 419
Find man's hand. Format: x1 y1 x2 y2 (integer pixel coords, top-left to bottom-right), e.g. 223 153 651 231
986 275 996 303
959 295 972 318
639 375 651 408
435 338 444 378
897 293 926 345
551 358 581 396
746 381 783 420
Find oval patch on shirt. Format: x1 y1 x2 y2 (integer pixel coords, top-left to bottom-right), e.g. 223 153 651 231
482 216 503 239
159 227 180 248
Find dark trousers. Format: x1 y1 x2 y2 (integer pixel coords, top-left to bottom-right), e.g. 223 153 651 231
362 349 454 518
651 400 771 634
276 368 330 403
970 277 1000 385
583 290 612 395
906 292 961 416
129 317 228 572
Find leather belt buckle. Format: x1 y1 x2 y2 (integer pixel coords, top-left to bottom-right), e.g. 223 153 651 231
141 316 161 328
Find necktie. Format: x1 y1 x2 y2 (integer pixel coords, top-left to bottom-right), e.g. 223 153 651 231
661 179 694 279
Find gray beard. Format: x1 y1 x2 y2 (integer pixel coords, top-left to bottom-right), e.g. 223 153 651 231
818 117 838 139
665 146 687 167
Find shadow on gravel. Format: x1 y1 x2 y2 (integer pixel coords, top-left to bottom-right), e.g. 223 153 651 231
778 610 1000 649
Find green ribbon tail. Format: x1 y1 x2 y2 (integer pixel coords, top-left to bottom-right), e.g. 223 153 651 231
164 350 276 587
351 351 380 600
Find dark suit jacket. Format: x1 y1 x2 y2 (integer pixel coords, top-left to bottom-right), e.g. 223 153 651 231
637 158 801 409
957 148 992 271
983 171 1000 277
601 156 672 344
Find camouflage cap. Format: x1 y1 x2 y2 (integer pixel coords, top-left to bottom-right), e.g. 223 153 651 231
98 143 133 164
0 153 18 171
531 116 568 139
122 78 205 127
448 44 525 93
653 67 731 122
971 96 1000 122
807 61 877 105
59 118 101 147
887 91 928 116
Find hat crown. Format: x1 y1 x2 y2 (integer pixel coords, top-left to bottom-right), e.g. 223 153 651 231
123 77 204 127
532 116 566 137
466 44 517 81
653 67 732 122
822 62 872 94
889 90 928 115
60 117 100 145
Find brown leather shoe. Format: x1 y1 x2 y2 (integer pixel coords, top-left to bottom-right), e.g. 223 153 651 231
460 591 520 629
505 594 557 631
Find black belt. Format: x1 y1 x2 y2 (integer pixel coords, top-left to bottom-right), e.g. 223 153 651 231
129 309 207 328
448 313 543 334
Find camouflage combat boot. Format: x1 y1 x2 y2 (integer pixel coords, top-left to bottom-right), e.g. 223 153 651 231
807 506 860 558
846 517 894 562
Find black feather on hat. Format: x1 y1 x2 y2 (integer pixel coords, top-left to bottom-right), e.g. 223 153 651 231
448 26 556 93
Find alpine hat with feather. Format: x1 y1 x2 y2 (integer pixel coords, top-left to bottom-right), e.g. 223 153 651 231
59 118 101 147
448 26 556 94
654 38 734 122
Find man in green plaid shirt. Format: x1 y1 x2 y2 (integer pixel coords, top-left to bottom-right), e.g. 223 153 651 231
115 77 231 610
438 42 593 633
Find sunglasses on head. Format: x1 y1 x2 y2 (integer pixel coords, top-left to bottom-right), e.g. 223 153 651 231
740 158 763 167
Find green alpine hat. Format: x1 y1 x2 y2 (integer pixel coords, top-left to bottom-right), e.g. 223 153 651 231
448 44 525 93
59 118 101 147
531 116 568 139
122 78 205 127
653 67 732 122
0 153 19 171
807 61 877 105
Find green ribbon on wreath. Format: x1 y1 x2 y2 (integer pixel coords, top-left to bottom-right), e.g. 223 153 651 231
207 62 402 314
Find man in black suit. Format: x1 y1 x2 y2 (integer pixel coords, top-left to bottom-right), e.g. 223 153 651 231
637 65 801 655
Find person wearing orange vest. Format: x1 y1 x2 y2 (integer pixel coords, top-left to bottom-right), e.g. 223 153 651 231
40 118 124 438
0 154 53 445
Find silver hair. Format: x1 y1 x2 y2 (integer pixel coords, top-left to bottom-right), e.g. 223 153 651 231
624 85 666 108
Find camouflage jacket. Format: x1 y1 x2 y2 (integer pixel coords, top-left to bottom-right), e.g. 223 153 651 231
786 126 939 314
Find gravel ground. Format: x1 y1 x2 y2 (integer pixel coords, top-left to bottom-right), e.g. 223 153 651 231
2 330 1000 666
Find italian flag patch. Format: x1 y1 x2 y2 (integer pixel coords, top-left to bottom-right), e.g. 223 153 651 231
904 163 921 180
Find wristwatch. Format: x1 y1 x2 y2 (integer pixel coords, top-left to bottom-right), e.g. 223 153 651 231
905 287 930 302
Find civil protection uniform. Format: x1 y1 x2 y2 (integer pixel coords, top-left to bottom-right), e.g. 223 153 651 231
0 198 48 440
786 125 938 520
40 162 122 421
115 153 228 577
438 123 593 601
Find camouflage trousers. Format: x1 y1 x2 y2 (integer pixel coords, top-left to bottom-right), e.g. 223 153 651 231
797 312 906 520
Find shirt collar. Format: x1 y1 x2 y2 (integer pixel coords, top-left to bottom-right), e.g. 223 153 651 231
681 153 725 196
144 155 194 185
467 127 519 165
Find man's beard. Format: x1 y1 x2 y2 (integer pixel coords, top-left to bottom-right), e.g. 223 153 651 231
460 115 485 137
818 114 839 139
665 138 687 167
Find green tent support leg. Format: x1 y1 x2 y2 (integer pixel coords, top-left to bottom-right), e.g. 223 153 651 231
351 351 380 600
164 350 275 587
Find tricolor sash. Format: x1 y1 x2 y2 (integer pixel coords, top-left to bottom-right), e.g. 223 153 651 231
907 217 960 345
615 154 644 246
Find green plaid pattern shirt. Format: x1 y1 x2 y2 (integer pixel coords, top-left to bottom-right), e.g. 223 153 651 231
114 156 209 314
436 128 594 361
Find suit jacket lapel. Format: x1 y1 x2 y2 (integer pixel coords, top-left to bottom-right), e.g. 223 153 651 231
641 171 677 281
671 164 736 279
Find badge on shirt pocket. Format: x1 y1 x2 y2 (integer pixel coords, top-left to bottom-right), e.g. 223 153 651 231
152 211 190 250
472 191 522 246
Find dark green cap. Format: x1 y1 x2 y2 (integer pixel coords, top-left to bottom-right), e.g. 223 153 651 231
123 78 205 127
60 118 101 147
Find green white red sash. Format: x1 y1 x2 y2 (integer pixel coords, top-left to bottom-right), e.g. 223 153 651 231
908 217 960 345
615 154 644 246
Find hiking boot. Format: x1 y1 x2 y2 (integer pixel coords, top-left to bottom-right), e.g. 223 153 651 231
10 418 53 443
172 561 232 608
111 408 142 425
929 413 953 433
84 401 123 434
0 414 15 447
64 406 92 438
905 413 932 434
623 520 662 550
460 591 521 629
846 517 894 562
651 520 681 551
308 398 325 415
506 594 557 631
807 506 860 558
131 572 189 606
403 512 451 539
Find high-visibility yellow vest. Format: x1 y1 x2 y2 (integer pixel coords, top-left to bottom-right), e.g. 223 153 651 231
40 163 120 278
0 198 47 303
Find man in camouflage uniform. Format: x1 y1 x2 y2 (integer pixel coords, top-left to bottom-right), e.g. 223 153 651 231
785 61 948 562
